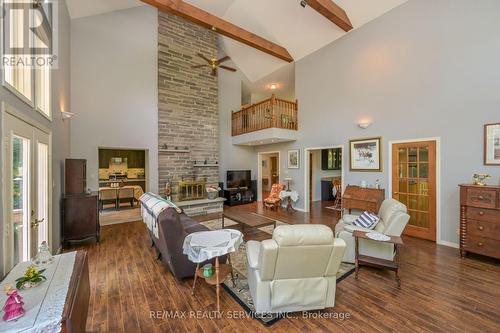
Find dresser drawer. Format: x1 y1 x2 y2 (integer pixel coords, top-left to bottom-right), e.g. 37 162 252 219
467 220 500 241
464 235 500 259
466 207 500 223
465 188 497 208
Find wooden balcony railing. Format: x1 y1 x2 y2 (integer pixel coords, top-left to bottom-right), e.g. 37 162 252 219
231 94 298 136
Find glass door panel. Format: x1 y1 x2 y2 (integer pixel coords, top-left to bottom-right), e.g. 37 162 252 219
3 113 51 274
36 142 49 247
12 136 30 264
392 141 436 241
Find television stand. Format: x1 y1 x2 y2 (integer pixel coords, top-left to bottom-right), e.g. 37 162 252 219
223 187 255 206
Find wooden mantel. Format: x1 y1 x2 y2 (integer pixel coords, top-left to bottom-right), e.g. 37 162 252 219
141 0 294 62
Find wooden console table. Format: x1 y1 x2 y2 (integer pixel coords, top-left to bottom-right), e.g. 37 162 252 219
354 231 403 288
342 185 385 214
0 251 90 333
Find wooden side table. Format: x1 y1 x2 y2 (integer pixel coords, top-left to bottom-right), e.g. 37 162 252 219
191 256 235 312
353 230 404 288
183 229 243 312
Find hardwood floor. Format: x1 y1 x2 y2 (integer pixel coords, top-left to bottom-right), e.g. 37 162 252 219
68 202 500 333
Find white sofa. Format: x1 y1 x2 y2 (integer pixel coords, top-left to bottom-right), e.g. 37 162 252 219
335 198 410 263
245 224 346 314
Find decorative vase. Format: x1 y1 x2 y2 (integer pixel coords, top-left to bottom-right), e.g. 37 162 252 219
203 264 213 278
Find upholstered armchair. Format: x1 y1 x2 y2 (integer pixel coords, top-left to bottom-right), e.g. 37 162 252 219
264 183 285 210
335 198 410 263
246 225 346 313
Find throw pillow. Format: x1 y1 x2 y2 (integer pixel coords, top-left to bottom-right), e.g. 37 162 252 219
353 211 380 229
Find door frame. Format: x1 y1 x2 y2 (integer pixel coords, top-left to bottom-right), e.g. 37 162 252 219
1 102 53 274
387 137 448 246
303 145 344 213
257 151 281 202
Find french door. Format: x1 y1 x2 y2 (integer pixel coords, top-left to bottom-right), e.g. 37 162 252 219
3 113 51 272
392 140 437 241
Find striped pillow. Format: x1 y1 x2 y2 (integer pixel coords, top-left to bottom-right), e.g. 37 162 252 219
353 211 380 229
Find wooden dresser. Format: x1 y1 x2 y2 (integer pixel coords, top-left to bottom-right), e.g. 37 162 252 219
342 185 385 214
63 193 100 247
459 184 500 259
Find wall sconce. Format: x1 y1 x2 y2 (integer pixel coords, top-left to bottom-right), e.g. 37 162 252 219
358 121 372 129
61 110 75 121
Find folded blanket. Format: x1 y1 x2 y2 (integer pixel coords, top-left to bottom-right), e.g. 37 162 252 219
139 192 181 238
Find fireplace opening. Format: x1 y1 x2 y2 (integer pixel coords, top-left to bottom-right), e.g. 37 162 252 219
177 178 206 201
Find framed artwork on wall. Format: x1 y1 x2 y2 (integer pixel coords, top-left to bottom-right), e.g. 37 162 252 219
288 149 300 169
484 123 500 165
349 137 382 171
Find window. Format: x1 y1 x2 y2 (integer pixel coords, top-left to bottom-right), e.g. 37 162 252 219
2 1 52 119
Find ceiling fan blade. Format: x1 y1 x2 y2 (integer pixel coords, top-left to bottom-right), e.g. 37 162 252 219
217 56 230 64
197 53 211 63
191 64 208 68
219 65 236 72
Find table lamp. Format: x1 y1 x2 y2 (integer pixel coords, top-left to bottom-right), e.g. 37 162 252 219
284 177 293 191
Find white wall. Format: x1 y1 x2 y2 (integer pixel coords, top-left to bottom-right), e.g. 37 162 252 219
218 60 257 186
70 6 158 192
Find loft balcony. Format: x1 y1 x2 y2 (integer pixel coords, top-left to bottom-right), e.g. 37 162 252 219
231 94 298 146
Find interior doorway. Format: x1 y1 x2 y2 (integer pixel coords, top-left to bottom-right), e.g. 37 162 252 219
304 145 344 213
257 151 280 202
391 140 438 241
2 112 52 273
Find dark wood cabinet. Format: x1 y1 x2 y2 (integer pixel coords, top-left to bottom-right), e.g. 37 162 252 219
459 184 500 260
65 159 87 194
98 149 145 168
321 148 342 170
63 193 100 247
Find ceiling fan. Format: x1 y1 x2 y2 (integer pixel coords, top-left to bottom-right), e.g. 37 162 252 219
192 53 236 76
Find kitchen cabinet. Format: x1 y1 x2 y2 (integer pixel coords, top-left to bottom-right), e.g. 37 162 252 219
98 149 146 169
321 148 342 170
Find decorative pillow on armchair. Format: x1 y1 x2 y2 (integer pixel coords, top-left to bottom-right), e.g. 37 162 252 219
352 211 380 229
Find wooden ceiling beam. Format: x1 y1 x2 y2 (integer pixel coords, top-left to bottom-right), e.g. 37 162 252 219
306 0 353 32
141 0 294 62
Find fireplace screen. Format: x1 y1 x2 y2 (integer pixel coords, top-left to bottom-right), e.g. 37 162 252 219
178 179 206 201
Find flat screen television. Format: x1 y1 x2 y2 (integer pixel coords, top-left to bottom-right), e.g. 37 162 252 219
227 170 251 189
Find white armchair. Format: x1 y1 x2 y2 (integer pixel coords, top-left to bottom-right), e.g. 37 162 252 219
335 198 410 263
246 224 346 314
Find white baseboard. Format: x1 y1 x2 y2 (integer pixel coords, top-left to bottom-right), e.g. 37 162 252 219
437 240 459 248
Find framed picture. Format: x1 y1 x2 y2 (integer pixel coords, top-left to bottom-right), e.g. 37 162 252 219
288 149 300 169
484 123 500 165
349 137 382 171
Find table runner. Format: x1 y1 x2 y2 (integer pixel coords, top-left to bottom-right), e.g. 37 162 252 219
0 252 77 333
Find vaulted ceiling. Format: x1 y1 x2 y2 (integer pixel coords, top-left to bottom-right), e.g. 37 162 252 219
67 0 407 83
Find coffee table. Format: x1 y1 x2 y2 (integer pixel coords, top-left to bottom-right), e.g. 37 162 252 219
222 210 277 233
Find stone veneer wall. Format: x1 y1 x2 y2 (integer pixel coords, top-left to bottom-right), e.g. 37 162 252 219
157 12 219 200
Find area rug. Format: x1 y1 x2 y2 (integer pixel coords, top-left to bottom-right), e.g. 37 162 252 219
99 207 142 226
201 218 355 325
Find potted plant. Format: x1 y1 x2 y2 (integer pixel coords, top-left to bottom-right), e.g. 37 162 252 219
15 265 47 289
